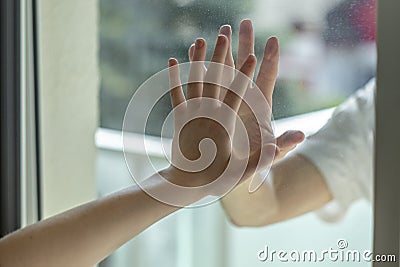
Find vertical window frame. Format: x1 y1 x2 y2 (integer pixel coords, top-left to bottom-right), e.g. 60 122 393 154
0 0 22 236
373 0 400 265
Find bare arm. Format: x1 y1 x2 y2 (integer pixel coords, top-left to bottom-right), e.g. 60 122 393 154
0 35 263 267
221 154 333 226
0 171 204 267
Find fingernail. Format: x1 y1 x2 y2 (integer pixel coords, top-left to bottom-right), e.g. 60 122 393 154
217 35 226 45
168 58 177 67
293 131 305 141
240 19 252 32
219 25 231 38
266 37 278 59
195 38 204 49
284 130 305 143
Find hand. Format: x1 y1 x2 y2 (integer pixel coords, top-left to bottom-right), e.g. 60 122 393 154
188 20 305 166
166 35 276 196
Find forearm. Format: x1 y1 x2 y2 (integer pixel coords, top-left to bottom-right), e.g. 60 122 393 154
221 176 280 226
0 170 204 267
221 155 333 227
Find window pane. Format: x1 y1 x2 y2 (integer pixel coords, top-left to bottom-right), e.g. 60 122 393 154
97 1 376 266
99 0 376 135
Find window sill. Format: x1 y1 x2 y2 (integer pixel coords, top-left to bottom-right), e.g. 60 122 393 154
95 107 335 157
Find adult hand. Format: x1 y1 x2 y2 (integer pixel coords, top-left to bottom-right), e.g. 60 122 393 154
188 20 305 167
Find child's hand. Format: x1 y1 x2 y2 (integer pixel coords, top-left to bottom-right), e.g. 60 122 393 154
166 34 276 197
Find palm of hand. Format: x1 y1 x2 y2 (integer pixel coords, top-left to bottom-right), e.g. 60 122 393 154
171 101 233 186
167 34 259 193
236 91 275 158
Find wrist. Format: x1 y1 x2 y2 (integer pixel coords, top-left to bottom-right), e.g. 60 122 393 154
159 166 210 198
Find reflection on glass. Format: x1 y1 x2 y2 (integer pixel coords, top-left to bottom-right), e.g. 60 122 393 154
97 1 376 267
99 0 376 134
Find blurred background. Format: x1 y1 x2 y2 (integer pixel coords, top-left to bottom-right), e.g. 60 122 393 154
99 0 376 134
94 0 375 266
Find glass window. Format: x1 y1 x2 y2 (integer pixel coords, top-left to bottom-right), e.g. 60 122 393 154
99 0 376 135
97 0 376 266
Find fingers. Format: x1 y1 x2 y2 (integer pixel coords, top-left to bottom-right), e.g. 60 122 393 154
255 37 279 105
191 38 206 63
168 58 186 108
188 43 195 61
276 130 305 154
273 130 305 162
203 35 229 99
223 54 256 111
219 25 235 69
188 38 207 99
276 130 305 150
219 25 235 100
237 19 254 70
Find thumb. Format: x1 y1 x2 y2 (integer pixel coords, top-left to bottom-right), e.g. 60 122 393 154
276 130 305 149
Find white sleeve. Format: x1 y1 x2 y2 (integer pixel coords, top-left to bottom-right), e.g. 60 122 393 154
293 79 375 221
